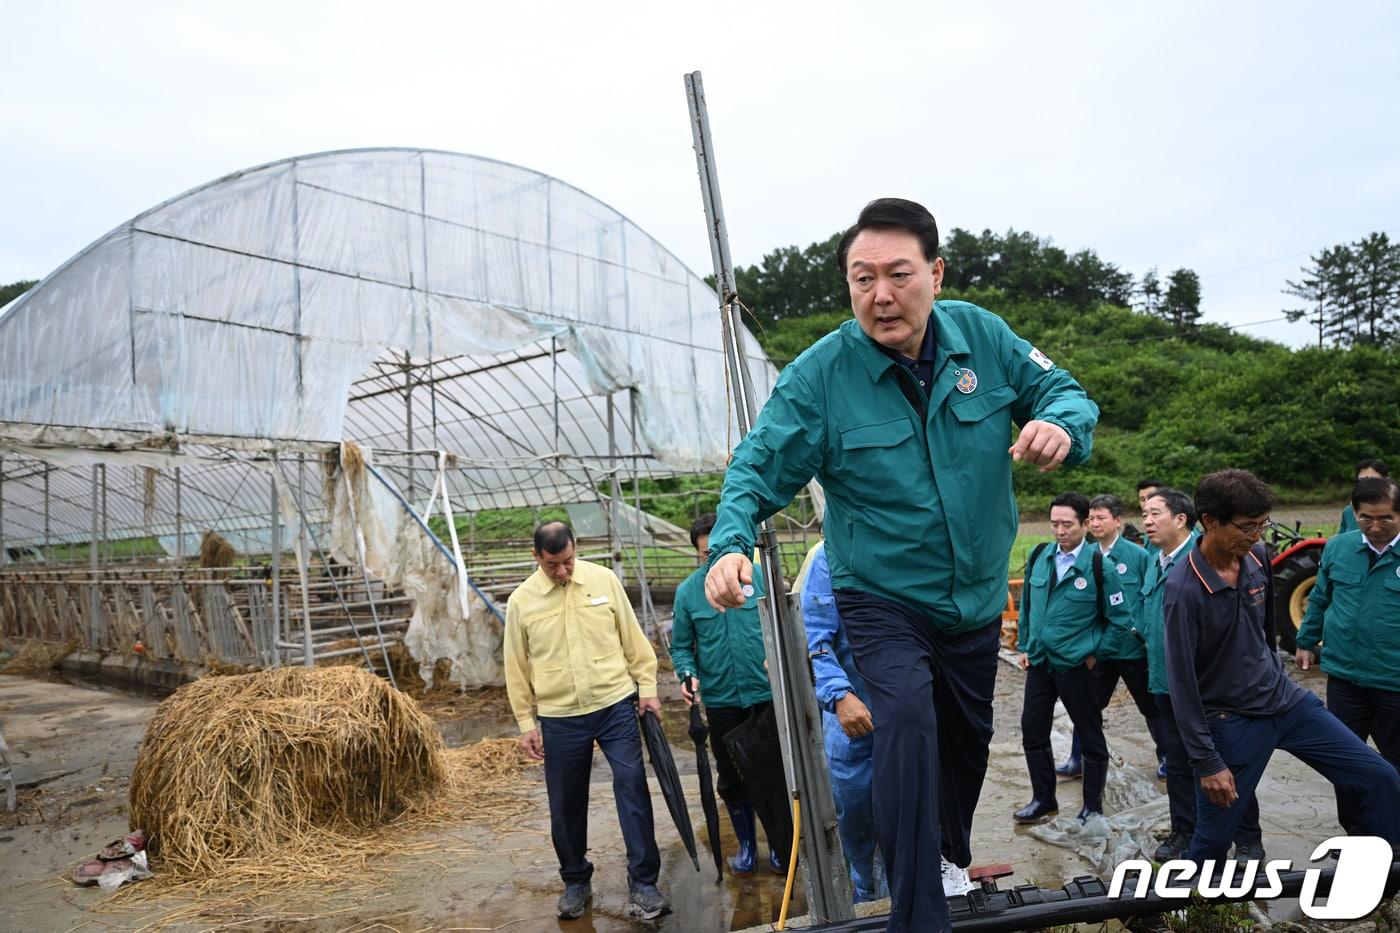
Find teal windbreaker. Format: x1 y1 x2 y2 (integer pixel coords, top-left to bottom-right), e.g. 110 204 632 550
1017 542 1133 673
669 562 772 709
709 302 1099 633
1140 528 1200 695
1098 536 1151 661
1296 530 1400 691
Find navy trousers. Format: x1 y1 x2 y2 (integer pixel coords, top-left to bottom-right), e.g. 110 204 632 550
1156 693 1261 843
1187 691 1400 860
539 695 661 886
1022 662 1109 812
1325 675 1400 835
1070 657 1165 763
835 589 1000 933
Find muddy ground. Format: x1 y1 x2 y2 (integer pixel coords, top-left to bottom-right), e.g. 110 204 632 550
0 657 1391 932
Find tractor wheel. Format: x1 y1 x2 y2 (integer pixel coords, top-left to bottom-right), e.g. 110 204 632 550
1272 545 1322 653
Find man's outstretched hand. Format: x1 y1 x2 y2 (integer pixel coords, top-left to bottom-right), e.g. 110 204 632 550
1010 420 1071 473
705 552 753 610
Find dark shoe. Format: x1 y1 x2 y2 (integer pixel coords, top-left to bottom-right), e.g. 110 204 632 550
1076 807 1105 825
1013 799 1058 824
726 802 758 875
626 881 671 920
1233 841 1266 862
1156 758 1168 780
1055 756 1083 779
769 849 785 875
1152 831 1192 862
557 882 592 920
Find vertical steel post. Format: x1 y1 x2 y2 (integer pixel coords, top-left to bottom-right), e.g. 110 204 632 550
404 351 416 504
270 455 282 668
42 468 50 561
90 465 100 649
174 467 184 563
628 389 657 633
683 70 853 920
297 455 314 667
606 393 624 579
0 456 6 567
100 464 108 566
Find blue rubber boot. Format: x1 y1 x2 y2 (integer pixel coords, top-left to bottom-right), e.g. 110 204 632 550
726 803 758 875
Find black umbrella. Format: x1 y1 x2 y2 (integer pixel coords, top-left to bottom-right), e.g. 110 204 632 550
685 679 725 882
721 702 794 868
641 708 700 871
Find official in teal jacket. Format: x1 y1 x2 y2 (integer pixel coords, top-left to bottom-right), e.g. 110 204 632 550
670 514 788 876
1056 494 1164 781
1015 493 1130 823
1335 458 1389 535
703 199 1099 933
1296 477 1400 836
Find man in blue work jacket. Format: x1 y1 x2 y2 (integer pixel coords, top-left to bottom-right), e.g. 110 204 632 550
1297 476 1400 837
1015 492 1132 824
1056 493 1163 781
704 198 1099 933
1335 459 1388 534
1164 469 1400 861
1139 488 1263 862
670 514 788 875
799 539 890 903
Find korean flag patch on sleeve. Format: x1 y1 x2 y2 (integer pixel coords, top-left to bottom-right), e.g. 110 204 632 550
1108 592 1125 607
1029 347 1055 371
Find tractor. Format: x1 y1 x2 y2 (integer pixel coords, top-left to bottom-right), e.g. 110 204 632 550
1265 521 1329 653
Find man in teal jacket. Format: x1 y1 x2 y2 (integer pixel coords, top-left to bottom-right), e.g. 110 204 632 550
1335 459 1388 534
1297 476 1400 835
704 198 1099 933
670 514 789 875
1057 493 1162 780
1015 492 1132 823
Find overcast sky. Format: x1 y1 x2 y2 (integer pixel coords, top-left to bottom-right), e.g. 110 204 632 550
2 1 1397 348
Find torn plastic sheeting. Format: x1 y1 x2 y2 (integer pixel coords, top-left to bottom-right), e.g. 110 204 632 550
1027 726 1168 875
327 444 502 689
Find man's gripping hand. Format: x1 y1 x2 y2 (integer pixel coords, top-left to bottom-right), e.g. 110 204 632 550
705 552 753 610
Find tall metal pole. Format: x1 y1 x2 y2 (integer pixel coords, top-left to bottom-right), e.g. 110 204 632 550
174 467 184 563
404 351 416 504
684 70 853 920
0 456 6 567
270 455 282 668
628 389 657 634
297 455 314 668
100 464 108 566
606 393 624 580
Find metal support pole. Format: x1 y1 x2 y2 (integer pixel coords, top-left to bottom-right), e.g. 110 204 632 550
90 464 100 648
0 456 6 567
606 393 624 579
404 350 416 504
174 467 184 563
90 465 100 572
628 389 657 633
297 455 313 668
270 455 282 668
684 69 853 921
42 468 50 561
100 464 108 566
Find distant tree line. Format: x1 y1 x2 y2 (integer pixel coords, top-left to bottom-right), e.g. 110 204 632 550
0 280 36 308
1283 232 1400 348
722 228 1203 333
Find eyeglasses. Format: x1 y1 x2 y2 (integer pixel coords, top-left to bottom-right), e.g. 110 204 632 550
1356 514 1398 527
697 549 712 561
1227 518 1276 537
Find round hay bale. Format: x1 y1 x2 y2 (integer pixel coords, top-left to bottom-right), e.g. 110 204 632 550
129 666 446 875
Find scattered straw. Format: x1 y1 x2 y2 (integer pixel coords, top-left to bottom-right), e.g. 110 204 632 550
0 638 79 674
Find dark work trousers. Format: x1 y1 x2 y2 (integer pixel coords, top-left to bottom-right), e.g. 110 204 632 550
1186 691 1400 860
538 695 660 886
705 704 760 809
1326 676 1400 835
1155 693 1261 843
834 589 1001 933
1022 662 1109 812
1070 658 1164 763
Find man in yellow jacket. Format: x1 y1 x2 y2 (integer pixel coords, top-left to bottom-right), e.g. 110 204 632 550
504 522 669 922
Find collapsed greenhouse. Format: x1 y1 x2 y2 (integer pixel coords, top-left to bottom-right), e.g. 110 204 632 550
0 147 814 687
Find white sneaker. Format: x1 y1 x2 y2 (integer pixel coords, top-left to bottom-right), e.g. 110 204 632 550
941 858 976 896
